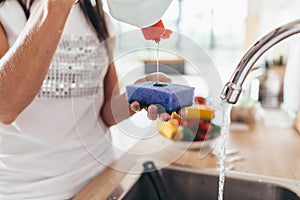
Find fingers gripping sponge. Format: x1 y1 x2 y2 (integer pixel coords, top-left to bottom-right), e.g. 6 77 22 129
126 81 195 113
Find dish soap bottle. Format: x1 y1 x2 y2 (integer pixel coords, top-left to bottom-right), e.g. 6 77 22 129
259 60 281 108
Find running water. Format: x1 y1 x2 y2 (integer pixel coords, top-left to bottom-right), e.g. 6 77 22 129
217 102 232 200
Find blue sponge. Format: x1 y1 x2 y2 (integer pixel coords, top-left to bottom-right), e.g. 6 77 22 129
126 81 195 113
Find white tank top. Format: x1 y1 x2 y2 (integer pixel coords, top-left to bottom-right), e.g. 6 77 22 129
0 1 117 199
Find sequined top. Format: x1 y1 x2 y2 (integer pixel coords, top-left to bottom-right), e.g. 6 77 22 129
0 2 117 200
38 34 109 98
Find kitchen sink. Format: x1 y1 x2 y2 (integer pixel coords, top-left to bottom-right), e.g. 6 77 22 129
107 160 300 200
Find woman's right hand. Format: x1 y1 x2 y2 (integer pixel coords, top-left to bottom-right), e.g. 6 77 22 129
49 0 78 6
0 0 76 124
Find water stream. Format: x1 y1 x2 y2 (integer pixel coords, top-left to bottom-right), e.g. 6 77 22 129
217 102 232 200
155 40 231 200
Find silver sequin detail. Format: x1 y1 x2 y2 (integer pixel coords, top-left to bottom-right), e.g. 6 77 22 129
37 35 109 98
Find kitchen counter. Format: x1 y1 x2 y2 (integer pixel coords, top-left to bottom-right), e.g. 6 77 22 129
74 108 300 200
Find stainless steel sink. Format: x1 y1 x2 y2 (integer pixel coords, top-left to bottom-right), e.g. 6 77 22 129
107 160 300 200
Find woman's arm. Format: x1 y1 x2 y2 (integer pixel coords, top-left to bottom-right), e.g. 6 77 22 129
100 61 134 127
0 23 8 58
0 0 77 124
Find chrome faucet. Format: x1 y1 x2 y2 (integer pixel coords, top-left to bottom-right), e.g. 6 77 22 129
221 19 300 104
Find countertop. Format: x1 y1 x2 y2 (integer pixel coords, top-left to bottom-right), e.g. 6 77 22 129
74 108 300 200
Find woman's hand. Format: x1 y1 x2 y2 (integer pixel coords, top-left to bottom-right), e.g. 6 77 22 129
130 73 186 121
0 0 76 124
47 0 78 7
130 101 187 121
133 72 172 84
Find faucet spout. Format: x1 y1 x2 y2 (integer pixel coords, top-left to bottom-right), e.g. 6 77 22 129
221 19 300 104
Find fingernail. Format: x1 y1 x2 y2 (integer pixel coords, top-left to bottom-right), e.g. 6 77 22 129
148 112 158 120
159 113 170 121
178 108 187 117
130 102 140 112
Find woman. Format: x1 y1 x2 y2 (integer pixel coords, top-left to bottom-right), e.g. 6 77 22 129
0 0 171 199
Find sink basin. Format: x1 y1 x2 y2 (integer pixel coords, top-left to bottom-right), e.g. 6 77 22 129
107 160 300 200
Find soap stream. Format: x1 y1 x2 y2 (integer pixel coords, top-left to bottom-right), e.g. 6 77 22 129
217 102 232 200
156 42 160 82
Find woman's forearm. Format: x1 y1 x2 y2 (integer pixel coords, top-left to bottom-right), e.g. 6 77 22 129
0 0 76 124
101 93 135 127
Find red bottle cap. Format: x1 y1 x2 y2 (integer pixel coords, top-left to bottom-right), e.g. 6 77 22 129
141 20 172 43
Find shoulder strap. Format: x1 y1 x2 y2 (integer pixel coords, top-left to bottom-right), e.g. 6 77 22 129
16 0 35 19
16 0 29 19
79 0 109 42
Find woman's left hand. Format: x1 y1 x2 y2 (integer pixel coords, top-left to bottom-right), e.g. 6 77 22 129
133 72 171 84
130 73 186 121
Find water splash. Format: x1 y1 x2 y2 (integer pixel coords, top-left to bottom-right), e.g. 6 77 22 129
218 102 232 200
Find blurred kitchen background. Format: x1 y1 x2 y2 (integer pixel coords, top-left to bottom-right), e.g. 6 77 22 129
103 0 300 149
103 0 300 80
